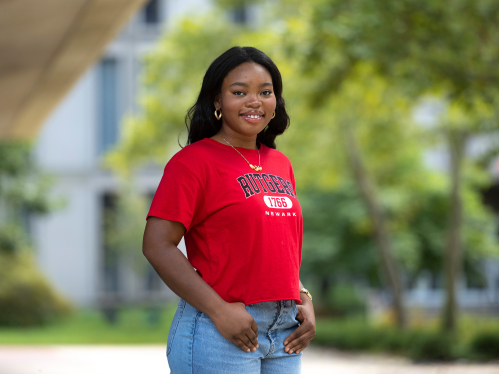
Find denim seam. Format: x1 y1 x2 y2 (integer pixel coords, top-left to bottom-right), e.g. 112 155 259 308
167 300 186 357
264 301 281 358
191 310 203 374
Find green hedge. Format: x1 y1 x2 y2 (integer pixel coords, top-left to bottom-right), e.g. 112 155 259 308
469 331 499 361
313 316 499 362
0 253 72 327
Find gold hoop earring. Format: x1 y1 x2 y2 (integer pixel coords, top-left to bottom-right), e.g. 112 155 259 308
272 111 276 119
214 109 222 120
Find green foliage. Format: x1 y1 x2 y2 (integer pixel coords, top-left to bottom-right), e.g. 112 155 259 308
0 142 32 176
0 142 54 222
469 331 499 361
300 178 498 313
106 17 245 172
313 315 499 362
104 187 150 273
313 316 373 350
0 141 70 326
281 0 499 107
408 331 456 362
0 253 72 327
325 283 367 317
0 141 56 257
0 223 29 255
300 186 378 286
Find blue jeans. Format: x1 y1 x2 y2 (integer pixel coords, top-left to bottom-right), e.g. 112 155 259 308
167 299 302 374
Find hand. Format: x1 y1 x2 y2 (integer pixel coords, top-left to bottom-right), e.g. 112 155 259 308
210 302 259 353
284 300 316 354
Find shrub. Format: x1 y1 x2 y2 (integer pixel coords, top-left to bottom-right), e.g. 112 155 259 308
374 326 412 353
469 331 499 361
314 317 375 350
0 253 72 327
407 331 456 362
325 283 366 317
313 317 462 362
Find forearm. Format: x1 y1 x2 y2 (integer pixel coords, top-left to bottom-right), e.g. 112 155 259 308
144 244 225 320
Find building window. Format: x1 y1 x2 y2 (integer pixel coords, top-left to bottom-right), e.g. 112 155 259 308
98 59 119 154
142 0 161 24
231 4 248 24
101 193 120 293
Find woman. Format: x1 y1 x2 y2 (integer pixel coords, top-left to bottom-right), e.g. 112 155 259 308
143 46 316 374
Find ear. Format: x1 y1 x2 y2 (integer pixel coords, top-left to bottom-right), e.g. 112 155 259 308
214 94 221 110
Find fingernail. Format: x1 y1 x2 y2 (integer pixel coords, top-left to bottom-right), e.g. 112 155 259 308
284 348 288 352
284 341 288 345
252 347 256 352
256 344 259 348
289 350 294 354
247 349 250 353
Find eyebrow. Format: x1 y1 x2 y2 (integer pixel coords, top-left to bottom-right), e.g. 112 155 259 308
229 82 273 88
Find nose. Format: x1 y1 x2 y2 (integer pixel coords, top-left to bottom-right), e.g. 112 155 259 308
245 93 262 107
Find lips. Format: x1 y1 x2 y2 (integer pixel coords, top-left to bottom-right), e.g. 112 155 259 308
240 111 264 123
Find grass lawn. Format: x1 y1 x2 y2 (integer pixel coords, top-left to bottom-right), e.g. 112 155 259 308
0 303 178 345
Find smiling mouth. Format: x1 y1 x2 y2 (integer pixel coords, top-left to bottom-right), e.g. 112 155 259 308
240 114 264 122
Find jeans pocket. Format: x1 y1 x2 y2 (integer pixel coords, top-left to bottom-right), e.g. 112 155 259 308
293 302 300 325
167 299 186 357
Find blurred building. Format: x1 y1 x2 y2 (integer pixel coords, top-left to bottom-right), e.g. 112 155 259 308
31 0 257 307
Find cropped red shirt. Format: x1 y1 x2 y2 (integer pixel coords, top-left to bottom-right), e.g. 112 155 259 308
147 138 303 305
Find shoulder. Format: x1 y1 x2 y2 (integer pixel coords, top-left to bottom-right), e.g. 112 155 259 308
168 138 214 168
263 145 293 166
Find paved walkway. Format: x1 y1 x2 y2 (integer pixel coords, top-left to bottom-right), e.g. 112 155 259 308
0 345 498 374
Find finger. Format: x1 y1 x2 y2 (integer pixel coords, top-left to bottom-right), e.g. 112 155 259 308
295 341 311 354
250 319 259 347
238 327 257 351
283 324 303 346
236 338 253 353
243 334 258 351
285 336 305 352
284 325 311 353
286 335 312 354
243 333 258 351
285 336 304 353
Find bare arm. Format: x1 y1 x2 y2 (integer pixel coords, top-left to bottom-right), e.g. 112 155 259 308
283 279 316 354
143 217 259 352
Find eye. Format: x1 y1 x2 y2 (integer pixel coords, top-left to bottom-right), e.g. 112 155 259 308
261 90 273 96
233 91 245 96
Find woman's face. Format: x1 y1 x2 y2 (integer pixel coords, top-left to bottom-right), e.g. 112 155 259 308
215 62 277 140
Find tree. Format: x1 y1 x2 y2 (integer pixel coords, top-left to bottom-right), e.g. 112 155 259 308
272 0 499 332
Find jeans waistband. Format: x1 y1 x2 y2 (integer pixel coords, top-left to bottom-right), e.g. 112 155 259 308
246 300 296 308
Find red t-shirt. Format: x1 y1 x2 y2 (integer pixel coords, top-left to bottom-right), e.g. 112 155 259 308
147 138 303 305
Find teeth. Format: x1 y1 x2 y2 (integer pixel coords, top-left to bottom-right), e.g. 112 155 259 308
246 115 260 119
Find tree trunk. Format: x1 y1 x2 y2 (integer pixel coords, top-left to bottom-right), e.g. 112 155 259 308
441 130 466 332
344 126 406 328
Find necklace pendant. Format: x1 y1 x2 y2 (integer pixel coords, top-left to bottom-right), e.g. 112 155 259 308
220 136 263 173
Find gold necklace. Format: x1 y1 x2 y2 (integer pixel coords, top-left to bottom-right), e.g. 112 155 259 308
221 136 262 171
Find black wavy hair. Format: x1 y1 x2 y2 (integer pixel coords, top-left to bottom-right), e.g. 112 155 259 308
184 46 290 149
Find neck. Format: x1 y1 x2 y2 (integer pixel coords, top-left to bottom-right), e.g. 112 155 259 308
213 130 259 150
